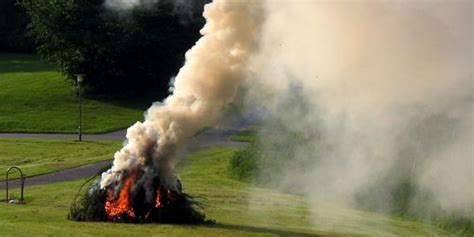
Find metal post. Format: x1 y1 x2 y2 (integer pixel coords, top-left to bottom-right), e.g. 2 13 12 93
20 176 25 203
78 81 82 141
76 74 84 141
5 174 8 203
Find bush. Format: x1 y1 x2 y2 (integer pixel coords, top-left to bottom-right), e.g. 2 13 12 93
228 145 260 182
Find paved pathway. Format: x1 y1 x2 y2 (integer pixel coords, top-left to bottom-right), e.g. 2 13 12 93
0 129 127 140
0 126 250 190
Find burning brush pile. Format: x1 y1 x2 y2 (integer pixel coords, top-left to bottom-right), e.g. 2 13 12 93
68 0 262 224
69 168 207 223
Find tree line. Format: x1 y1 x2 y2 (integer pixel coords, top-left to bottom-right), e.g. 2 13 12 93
1 0 210 98
0 0 35 53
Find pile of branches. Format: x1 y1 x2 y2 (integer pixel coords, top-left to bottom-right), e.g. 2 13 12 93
68 175 213 224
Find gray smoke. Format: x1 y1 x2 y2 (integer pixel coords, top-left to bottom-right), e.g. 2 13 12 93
245 0 473 221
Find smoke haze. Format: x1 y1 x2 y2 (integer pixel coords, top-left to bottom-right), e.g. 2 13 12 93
245 0 473 220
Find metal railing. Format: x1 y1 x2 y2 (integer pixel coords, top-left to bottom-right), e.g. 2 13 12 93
5 166 25 204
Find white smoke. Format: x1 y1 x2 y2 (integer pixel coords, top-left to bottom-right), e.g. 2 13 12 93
104 0 204 15
100 0 263 188
104 0 158 9
246 0 473 220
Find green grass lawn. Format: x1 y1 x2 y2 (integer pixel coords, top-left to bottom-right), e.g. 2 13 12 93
0 147 454 236
0 138 121 179
0 53 153 133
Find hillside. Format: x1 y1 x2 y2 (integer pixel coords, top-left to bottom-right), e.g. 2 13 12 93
0 53 152 133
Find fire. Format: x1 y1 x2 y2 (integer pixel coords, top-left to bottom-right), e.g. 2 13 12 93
104 172 137 220
104 170 178 222
155 187 162 208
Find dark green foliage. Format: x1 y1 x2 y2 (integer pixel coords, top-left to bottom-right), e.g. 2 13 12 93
0 0 35 52
19 0 206 97
229 145 260 182
436 216 473 236
69 187 108 222
68 177 108 222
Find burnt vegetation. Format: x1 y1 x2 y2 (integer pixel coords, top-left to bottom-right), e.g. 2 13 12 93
69 170 212 224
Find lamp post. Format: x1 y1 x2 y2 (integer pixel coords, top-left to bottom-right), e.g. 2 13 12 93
76 74 84 141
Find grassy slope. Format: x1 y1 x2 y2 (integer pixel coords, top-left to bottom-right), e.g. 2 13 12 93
0 138 121 179
0 53 151 133
0 147 452 236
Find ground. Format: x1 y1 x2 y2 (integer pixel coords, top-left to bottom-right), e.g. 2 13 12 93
0 53 152 133
0 138 121 179
0 54 462 236
0 147 453 236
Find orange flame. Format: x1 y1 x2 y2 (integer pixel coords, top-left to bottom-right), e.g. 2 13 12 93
155 186 163 208
104 171 179 221
105 172 137 220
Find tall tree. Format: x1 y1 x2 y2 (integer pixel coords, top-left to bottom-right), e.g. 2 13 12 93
20 0 205 98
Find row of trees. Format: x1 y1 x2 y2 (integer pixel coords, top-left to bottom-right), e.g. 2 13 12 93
2 0 209 97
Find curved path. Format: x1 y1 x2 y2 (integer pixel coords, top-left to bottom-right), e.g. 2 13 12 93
0 125 251 190
0 129 127 140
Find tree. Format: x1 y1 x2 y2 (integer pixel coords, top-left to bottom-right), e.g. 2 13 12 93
0 0 35 53
19 0 206 98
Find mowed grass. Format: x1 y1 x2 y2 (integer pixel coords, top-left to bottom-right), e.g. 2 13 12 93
0 53 152 133
0 147 454 236
0 138 121 179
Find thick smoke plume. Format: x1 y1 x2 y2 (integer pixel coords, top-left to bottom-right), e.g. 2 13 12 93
245 0 473 221
100 0 263 189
